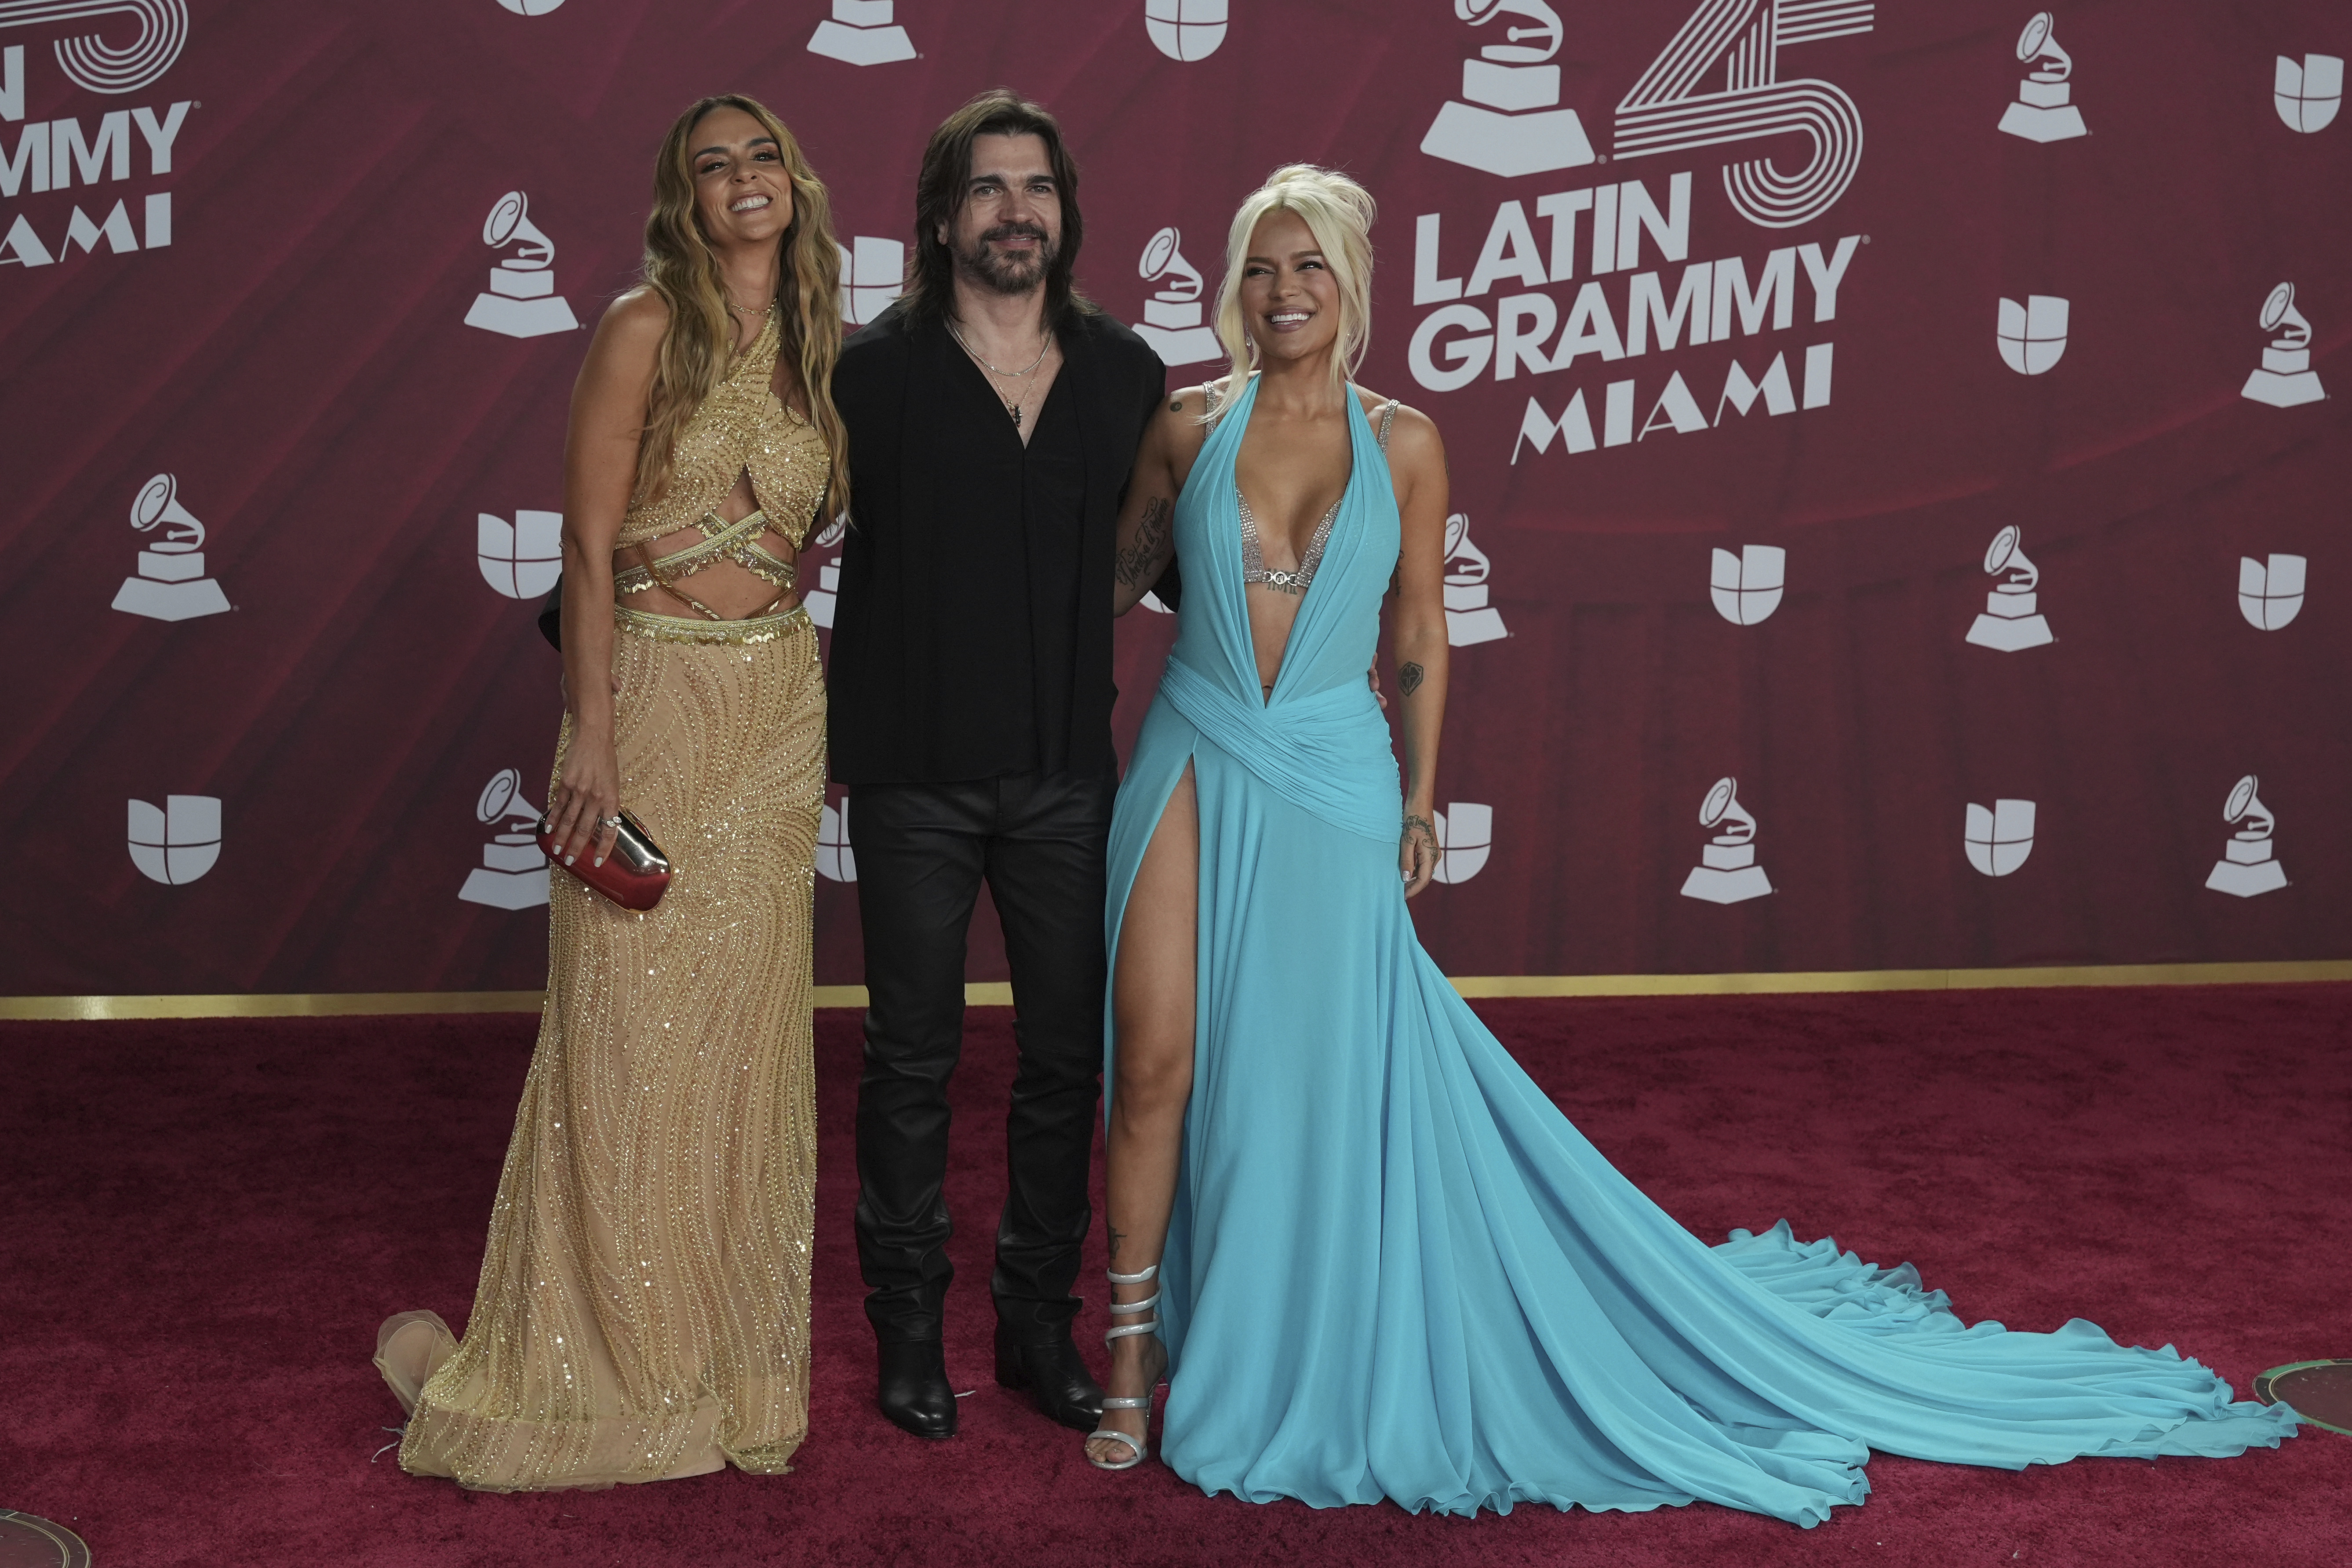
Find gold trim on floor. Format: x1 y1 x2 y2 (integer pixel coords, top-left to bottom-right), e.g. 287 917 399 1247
4 960 2347 1020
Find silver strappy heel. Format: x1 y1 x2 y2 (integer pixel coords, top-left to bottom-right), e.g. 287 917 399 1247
1086 1262 1165 1471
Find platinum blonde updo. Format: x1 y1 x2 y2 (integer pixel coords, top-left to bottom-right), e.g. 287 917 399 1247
1212 164 1377 397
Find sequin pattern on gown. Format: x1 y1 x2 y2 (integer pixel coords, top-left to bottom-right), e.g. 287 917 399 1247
390 313 830 1492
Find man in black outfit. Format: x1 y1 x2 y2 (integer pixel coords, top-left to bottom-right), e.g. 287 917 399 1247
827 89 1171 1440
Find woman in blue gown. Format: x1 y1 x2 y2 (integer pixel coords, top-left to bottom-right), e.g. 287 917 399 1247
1080 165 2297 1521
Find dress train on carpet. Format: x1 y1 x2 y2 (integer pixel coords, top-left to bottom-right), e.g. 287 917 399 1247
1103 376 2298 1524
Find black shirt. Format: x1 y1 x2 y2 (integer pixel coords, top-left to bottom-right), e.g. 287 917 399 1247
828 303 1168 784
925 357 1086 775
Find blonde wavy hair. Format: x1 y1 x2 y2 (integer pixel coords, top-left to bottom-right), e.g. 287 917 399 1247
1212 165 1377 399
636 95 851 517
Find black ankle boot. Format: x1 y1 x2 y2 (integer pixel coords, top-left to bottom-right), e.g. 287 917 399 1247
877 1338 956 1440
993 1320 1105 1432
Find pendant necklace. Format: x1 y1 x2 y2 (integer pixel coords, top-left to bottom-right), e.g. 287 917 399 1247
947 320 1051 429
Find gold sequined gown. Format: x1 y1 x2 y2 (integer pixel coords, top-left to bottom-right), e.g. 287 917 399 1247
380 310 828 1491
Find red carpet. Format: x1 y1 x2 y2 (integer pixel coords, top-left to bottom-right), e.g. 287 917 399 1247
1 986 2344 1567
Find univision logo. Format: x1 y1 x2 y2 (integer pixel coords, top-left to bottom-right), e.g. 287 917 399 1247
1144 0 1226 62
127 793 219 885
477 509 562 599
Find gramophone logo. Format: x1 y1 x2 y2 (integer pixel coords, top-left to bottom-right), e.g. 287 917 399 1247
1613 0 1876 230
2275 54 2342 134
1710 544 1784 626
477 510 562 599
457 768 549 910
0 0 188 93
1966 525 2054 651
1997 295 2068 374
1132 228 1221 367
801 514 848 628
2204 774 2287 898
1997 11 2087 142
1144 0 1226 61
817 793 855 882
2238 553 2306 631
2240 283 2324 408
807 0 915 66
127 794 219 886
838 236 905 325
112 473 229 622
1421 0 1594 178
494 0 565 13
1964 798 2035 877
463 192 579 338
1679 776 1772 904
1431 802 1493 884
1442 513 1508 645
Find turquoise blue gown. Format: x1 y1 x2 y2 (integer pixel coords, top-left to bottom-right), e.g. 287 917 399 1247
1101 375 2297 1525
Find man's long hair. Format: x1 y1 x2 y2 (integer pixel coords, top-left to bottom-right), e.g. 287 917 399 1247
636 94 851 514
901 88 1095 327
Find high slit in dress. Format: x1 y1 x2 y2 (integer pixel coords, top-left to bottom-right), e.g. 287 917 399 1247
1102 373 2297 1524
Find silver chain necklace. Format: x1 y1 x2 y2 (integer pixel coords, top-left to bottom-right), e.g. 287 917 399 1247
947 320 1052 428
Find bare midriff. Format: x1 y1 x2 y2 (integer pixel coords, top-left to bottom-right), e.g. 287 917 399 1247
617 465 802 621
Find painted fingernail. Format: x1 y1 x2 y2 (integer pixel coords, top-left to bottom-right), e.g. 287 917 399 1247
565 855 576 865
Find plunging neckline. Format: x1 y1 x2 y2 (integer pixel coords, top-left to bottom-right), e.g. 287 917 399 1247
1227 385 1362 706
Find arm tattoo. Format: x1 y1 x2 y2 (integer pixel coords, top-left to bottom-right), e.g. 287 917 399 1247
1114 496 1175 587
1169 397 1184 411
1398 662 1425 697
1108 1225 1126 1261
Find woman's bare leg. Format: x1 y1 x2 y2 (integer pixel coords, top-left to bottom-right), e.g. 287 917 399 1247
1085 761 1197 1466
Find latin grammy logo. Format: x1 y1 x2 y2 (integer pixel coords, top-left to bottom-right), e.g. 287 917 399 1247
1144 0 1227 62
1966 525 2055 651
1997 11 2087 142
477 509 562 599
817 793 856 882
1430 803 1493 884
1679 776 1772 905
807 0 916 66
127 794 220 886
801 515 848 627
1132 228 1222 367
2275 53 2342 134
2240 283 2324 408
2238 553 2306 631
463 191 578 339
494 0 565 14
838 236 906 325
1997 294 2068 374
2204 774 2287 898
1420 0 1595 179
1442 513 1508 646
1964 798 2035 877
1613 0 1875 232
0 0 189 95
112 473 229 622
457 767 550 910
1710 544 1784 626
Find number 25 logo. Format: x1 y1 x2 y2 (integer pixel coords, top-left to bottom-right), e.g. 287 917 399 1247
1614 0 1876 229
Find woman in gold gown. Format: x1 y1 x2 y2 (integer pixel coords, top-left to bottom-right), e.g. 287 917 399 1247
374 95 850 1490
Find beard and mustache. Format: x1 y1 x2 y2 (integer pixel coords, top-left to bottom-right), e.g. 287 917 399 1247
954 220 1059 295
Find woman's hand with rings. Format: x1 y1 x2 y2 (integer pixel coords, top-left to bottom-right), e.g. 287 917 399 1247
1400 813 1439 899
548 736 623 867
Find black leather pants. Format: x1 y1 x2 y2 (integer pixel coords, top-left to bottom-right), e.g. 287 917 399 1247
849 770 1111 1344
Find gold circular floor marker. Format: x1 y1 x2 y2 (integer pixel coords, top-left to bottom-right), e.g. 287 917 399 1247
2255 1359 2352 1437
0 1511 91 1568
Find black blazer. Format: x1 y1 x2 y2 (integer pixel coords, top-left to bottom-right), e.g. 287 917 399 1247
825 301 1171 784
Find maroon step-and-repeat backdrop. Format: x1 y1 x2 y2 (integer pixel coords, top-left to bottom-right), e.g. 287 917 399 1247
3 0 2346 996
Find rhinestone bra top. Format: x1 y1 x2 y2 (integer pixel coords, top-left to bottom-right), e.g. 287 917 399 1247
1224 386 1399 595
616 309 829 552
